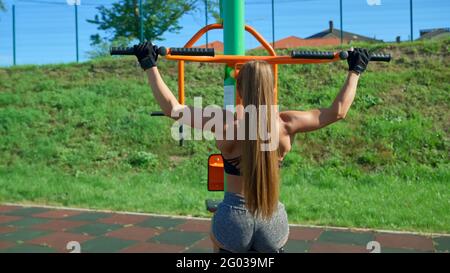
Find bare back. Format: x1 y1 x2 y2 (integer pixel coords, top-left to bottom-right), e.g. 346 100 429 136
216 113 293 194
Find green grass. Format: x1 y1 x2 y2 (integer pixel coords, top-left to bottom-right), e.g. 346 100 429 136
1 39 449 233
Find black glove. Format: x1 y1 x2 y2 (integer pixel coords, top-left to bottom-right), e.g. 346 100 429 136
133 42 159 70
347 48 370 75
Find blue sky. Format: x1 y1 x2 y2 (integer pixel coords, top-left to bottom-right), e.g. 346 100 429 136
0 0 449 66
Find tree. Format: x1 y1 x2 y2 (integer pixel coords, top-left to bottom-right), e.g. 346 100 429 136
88 0 197 45
0 0 6 11
206 0 221 23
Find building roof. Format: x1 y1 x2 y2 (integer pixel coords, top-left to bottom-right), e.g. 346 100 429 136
418 28 450 40
193 40 224 52
306 21 382 42
254 36 341 50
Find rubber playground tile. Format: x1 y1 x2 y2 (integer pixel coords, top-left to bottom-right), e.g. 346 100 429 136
98 213 150 225
0 243 57 253
137 216 186 230
32 209 82 219
27 232 94 253
1 217 49 228
0 205 22 213
32 219 89 232
0 241 15 250
176 219 211 233
0 215 22 225
193 237 214 249
318 230 375 246
149 230 207 246
65 211 111 222
105 226 159 242
184 247 213 253
80 236 136 253
309 242 369 253
120 242 186 253
288 227 323 241
0 229 51 242
0 226 16 234
284 240 309 253
5 207 49 217
375 233 434 252
381 247 432 253
68 222 122 236
433 236 450 252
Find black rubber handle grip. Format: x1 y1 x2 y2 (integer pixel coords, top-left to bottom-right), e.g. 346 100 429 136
110 46 167 56
339 51 391 62
368 53 391 62
291 51 335 59
169 47 215 57
110 46 214 57
110 47 134 55
291 50 391 62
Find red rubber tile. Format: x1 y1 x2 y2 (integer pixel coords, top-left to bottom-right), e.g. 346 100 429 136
120 242 186 253
0 226 17 234
193 237 213 249
289 227 323 241
310 242 369 253
27 232 93 253
105 226 160 242
33 210 82 219
32 220 88 232
0 215 22 225
0 205 23 213
176 220 211 233
98 214 149 225
375 233 434 251
0 241 15 250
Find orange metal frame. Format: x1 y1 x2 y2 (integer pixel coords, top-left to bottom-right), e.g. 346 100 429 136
166 23 342 106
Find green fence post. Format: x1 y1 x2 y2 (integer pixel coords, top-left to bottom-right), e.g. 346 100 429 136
139 0 144 42
12 4 16 66
75 4 79 62
205 0 208 47
272 0 275 49
340 0 343 45
410 0 413 41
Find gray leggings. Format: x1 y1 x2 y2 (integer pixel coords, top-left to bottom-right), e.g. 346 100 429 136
211 192 289 253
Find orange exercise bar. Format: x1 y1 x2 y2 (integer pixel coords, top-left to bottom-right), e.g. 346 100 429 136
166 54 342 65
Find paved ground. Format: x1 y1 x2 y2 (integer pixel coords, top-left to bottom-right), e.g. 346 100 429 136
0 204 448 253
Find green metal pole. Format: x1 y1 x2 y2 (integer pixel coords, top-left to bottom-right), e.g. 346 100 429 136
222 0 245 110
272 0 275 49
139 0 144 42
339 0 343 45
13 4 16 66
222 0 245 193
75 4 79 62
410 0 413 41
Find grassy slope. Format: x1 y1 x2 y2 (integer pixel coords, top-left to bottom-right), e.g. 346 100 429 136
0 39 449 233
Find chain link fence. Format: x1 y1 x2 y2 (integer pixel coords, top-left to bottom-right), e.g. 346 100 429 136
0 0 449 66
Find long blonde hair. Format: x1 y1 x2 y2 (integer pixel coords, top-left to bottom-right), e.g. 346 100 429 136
236 61 280 219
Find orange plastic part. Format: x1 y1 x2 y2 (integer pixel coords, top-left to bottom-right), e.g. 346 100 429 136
208 154 224 191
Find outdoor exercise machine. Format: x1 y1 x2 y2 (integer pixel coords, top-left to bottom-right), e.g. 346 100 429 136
110 0 391 213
